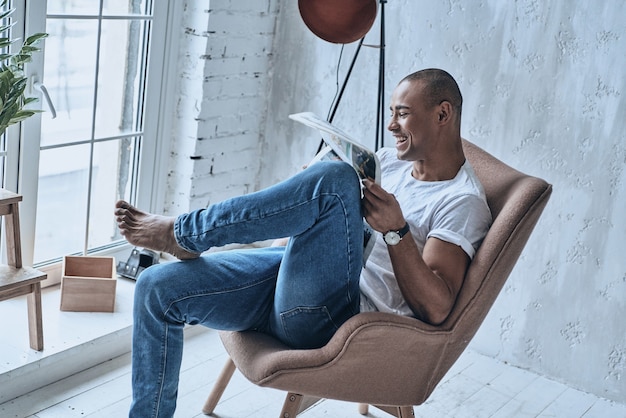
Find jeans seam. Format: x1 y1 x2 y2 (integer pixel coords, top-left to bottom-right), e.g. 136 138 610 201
160 275 277 325
153 323 168 417
336 191 359 314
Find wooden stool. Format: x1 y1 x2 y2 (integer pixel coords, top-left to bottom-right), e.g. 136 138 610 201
0 190 46 351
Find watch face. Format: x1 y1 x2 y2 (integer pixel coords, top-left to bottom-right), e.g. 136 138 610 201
384 231 401 245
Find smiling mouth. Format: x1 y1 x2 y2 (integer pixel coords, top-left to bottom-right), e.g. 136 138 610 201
395 135 408 145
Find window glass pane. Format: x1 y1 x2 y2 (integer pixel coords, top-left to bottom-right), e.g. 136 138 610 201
88 138 138 249
95 19 147 138
41 18 97 147
102 0 150 15
47 1 98 16
28 1 155 265
34 144 90 262
48 0 150 16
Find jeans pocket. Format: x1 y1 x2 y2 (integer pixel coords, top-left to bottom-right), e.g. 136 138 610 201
279 306 338 349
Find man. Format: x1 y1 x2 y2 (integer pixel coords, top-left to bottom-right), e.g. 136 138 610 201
115 68 491 417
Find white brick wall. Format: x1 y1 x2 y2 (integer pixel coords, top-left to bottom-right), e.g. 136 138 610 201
164 0 279 214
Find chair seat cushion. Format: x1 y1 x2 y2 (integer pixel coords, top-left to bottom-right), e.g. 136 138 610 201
220 312 449 405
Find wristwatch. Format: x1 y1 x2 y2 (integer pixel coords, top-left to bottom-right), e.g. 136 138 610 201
383 222 410 246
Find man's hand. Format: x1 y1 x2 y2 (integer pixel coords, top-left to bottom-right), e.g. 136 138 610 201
361 179 406 233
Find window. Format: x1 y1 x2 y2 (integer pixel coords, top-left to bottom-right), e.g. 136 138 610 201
8 0 173 271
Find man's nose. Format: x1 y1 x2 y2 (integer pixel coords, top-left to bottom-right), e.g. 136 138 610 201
387 117 398 131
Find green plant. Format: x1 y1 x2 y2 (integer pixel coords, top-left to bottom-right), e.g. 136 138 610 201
0 0 47 134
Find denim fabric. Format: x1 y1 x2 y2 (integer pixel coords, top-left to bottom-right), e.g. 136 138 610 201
129 161 364 417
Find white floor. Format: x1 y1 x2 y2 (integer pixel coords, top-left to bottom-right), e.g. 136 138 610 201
1 281 625 418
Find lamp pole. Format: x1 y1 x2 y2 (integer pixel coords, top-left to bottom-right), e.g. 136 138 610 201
374 0 386 151
317 0 387 152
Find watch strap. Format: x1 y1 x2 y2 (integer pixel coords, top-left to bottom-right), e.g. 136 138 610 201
396 222 410 239
383 222 410 245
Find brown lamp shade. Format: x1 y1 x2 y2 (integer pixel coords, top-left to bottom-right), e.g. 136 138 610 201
298 0 378 44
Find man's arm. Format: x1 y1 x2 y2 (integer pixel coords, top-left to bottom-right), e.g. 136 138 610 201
387 235 468 324
361 179 469 325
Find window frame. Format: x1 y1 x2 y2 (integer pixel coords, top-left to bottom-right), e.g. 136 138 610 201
9 0 179 284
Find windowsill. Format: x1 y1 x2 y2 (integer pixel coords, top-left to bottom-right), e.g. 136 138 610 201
0 276 136 404
0 243 263 404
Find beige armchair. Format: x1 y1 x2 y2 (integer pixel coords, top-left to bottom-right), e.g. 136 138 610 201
202 139 552 417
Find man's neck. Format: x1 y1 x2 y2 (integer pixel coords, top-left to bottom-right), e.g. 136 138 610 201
411 148 465 182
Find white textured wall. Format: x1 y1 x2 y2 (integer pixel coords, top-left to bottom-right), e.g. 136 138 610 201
164 0 625 403
262 0 626 403
163 0 279 214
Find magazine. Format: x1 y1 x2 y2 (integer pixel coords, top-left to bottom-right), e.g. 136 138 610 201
289 112 381 184
289 112 380 265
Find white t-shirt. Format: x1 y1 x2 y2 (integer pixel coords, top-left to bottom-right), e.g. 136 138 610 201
359 147 492 316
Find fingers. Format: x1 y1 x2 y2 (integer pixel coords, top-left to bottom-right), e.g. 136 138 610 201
361 178 389 201
361 181 392 212
361 180 405 233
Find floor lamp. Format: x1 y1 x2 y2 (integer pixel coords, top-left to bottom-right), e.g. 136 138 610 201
327 0 386 151
299 0 386 152
373 0 386 151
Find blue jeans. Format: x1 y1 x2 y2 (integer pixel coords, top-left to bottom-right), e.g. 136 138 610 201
129 161 364 417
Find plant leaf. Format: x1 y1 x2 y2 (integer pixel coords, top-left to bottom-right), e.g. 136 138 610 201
19 45 40 53
10 110 38 123
0 3 48 133
0 8 13 21
25 33 48 45
23 96 38 106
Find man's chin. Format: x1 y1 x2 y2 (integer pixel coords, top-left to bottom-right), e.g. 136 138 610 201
395 148 409 160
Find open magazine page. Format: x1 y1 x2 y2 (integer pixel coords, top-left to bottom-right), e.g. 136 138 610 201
289 112 381 184
293 112 380 266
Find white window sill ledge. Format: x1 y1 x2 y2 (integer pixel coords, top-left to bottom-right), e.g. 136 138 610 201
0 277 136 404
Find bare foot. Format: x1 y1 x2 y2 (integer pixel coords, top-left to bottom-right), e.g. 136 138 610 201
114 200 200 260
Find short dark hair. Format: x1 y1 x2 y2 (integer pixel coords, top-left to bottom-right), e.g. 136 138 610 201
401 69 463 119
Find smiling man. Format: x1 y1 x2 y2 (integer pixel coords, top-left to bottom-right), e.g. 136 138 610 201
115 68 491 417
360 68 491 325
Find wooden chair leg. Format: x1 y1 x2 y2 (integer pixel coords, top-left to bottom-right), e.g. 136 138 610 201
280 393 320 418
202 357 237 415
372 404 415 418
280 393 304 418
27 282 44 351
397 406 415 417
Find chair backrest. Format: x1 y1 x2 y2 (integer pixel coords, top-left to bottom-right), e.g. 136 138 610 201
428 139 552 385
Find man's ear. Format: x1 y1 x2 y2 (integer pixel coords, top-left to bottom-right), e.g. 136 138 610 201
437 101 453 123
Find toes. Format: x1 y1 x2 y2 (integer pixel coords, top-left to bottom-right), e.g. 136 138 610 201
115 200 129 209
